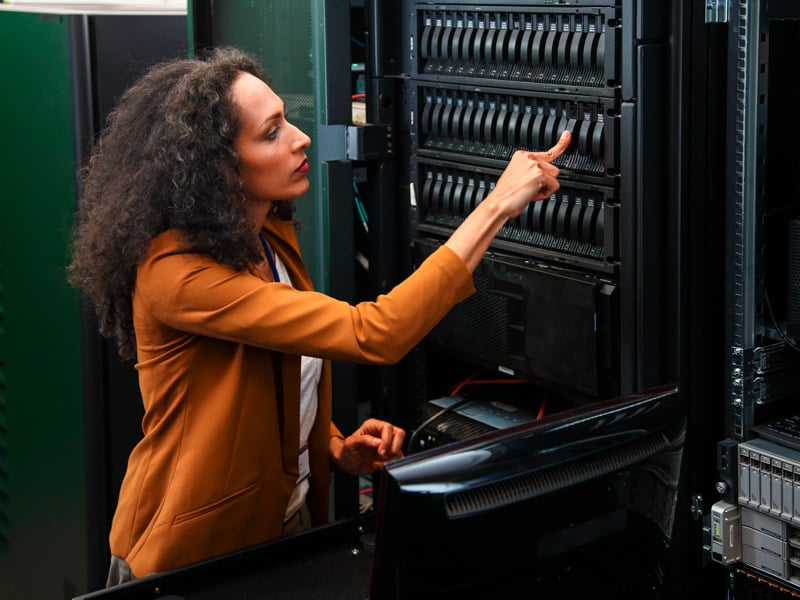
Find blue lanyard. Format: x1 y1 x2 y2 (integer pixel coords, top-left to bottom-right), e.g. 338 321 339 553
258 232 280 282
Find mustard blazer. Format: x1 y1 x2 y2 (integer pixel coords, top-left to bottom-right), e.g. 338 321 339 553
108 214 475 576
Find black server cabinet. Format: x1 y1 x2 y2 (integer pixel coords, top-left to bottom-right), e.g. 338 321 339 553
383 0 681 419
367 4 696 594
717 0 800 447
367 3 702 595
705 0 800 597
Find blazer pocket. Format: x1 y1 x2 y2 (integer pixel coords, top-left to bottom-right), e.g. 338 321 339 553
172 482 259 526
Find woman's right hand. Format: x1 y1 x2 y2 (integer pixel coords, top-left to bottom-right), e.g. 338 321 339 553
488 130 572 219
444 130 572 271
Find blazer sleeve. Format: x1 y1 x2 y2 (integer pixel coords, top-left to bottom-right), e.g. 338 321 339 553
135 234 475 365
329 422 344 439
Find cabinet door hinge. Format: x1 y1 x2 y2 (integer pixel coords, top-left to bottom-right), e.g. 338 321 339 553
317 124 393 162
346 124 393 161
705 0 730 24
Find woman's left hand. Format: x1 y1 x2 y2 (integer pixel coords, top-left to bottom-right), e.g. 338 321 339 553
330 418 406 475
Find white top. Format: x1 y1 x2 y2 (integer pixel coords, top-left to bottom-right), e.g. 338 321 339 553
270 249 323 521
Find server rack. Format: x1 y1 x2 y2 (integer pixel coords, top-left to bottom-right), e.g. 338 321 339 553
391 1 680 412
720 0 800 447
707 1 800 597
387 6 697 594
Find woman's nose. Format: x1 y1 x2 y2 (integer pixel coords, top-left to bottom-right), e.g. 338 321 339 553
290 122 312 149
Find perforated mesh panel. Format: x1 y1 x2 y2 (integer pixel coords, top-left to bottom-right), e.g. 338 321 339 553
434 270 512 356
444 433 670 518
207 2 326 288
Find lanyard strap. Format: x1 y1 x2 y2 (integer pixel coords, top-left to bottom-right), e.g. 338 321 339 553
259 232 280 282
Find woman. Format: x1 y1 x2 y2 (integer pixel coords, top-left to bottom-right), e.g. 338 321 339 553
68 46 571 583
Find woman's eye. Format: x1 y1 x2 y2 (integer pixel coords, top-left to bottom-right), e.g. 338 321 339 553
265 127 280 141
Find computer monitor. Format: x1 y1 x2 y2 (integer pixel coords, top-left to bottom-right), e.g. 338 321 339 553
369 384 685 599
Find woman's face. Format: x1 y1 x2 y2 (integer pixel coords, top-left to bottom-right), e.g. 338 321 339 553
232 72 312 211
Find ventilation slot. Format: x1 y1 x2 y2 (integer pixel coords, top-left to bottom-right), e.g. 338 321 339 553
444 432 670 518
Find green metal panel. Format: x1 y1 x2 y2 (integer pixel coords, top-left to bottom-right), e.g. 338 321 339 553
202 1 331 291
0 10 88 599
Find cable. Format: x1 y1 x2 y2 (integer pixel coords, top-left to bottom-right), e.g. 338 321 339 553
447 368 485 395
405 370 482 453
445 369 529 394
352 179 369 233
406 395 474 454
764 291 799 352
536 396 548 419
408 369 547 453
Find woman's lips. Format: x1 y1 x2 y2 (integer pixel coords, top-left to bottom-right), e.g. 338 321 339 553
296 159 310 175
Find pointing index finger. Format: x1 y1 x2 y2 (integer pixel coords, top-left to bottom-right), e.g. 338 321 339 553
545 130 572 161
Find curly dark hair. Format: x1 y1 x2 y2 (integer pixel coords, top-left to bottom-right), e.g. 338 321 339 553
68 46 296 361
